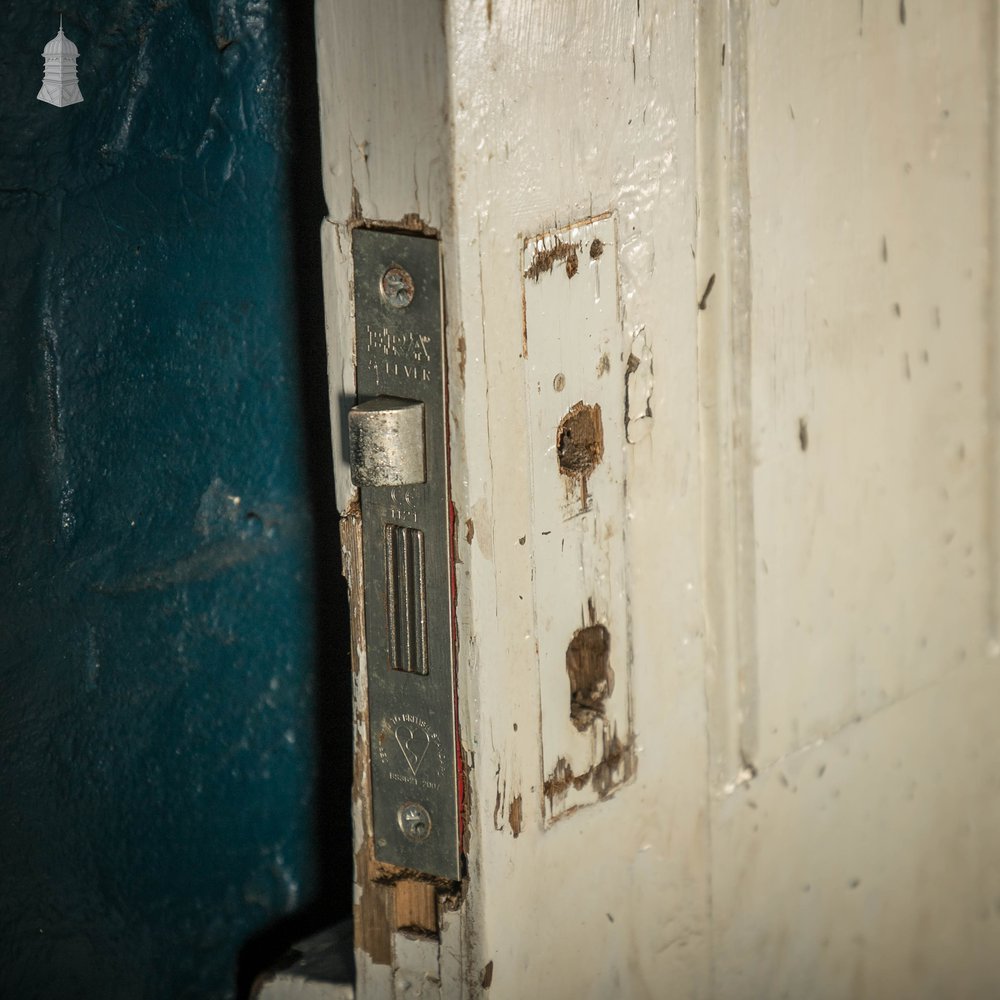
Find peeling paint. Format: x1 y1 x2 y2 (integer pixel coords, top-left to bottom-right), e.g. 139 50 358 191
523 236 580 282
508 795 523 838
625 327 653 443
457 333 467 386
543 732 636 818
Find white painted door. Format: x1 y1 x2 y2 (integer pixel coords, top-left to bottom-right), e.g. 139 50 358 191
316 2 1000 997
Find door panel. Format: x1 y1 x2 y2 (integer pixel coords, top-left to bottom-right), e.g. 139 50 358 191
747 0 996 770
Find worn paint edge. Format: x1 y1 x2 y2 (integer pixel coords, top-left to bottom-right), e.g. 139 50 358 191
726 0 759 773
696 0 759 791
987 0 1000 655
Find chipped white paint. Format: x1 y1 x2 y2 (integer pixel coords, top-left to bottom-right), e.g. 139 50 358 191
317 0 1000 997
625 326 654 444
314 1 448 232
522 215 634 822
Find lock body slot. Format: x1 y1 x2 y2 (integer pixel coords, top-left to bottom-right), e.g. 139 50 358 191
350 229 459 880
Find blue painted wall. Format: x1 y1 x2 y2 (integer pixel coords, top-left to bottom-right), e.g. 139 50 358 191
0 4 351 998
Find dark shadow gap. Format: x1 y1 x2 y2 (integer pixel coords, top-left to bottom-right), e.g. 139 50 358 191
236 6 354 997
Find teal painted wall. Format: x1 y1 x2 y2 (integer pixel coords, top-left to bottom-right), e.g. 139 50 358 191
0 4 352 998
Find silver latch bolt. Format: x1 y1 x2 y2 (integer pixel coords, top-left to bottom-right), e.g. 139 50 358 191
348 396 426 487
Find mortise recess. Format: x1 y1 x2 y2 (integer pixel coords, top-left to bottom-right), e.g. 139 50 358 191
522 214 635 826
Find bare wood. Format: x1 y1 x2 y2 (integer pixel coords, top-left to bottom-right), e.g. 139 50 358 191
394 880 439 936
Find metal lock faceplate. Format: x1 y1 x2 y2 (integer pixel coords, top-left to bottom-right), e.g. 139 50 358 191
350 229 459 880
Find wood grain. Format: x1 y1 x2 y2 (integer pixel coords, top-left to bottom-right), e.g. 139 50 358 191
394 880 439 936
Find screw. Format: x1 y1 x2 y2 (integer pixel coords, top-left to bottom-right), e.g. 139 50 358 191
397 802 432 842
380 265 415 308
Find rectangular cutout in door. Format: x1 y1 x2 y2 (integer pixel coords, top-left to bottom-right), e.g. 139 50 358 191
522 215 635 825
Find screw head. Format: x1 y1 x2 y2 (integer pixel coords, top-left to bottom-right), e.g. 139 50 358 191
397 802 432 842
380 265 415 308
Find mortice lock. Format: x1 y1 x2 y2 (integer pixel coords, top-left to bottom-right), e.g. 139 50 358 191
347 229 460 880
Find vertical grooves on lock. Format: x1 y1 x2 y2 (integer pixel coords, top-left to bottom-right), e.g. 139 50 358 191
385 524 429 675
398 525 413 671
385 525 397 669
413 528 428 674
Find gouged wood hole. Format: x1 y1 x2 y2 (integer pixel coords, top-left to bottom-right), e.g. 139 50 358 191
566 623 614 730
557 401 604 478
508 795 523 838
523 236 580 281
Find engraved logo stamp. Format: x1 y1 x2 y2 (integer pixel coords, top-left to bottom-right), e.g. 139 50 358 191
388 487 418 524
377 713 443 790
366 325 434 383
395 721 430 775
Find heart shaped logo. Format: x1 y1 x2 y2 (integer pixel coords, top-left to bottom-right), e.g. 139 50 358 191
394 723 430 775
